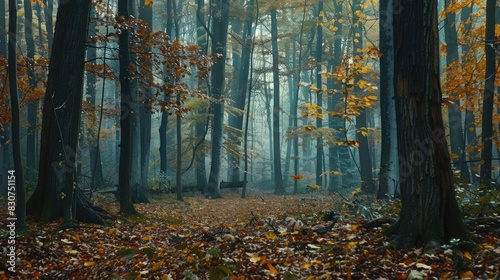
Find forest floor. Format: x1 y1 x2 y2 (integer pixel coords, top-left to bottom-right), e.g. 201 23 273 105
1 190 499 279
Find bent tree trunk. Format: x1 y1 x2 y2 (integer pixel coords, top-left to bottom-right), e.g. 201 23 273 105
390 0 471 250
27 0 112 225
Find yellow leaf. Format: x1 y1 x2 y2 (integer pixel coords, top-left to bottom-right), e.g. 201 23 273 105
460 271 474 279
351 188 361 196
152 261 164 271
343 241 358 249
462 251 472 260
143 235 152 241
108 228 117 236
333 170 341 175
265 232 277 240
300 263 311 269
144 0 153 7
307 184 321 190
84 261 96 267
450 153 459 159
186 255 196 263
250 253 261 263
266 263 279 275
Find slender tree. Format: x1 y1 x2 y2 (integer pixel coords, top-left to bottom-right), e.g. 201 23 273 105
206 0 230 198
0 0 10 196
443 0 468 182
195 0 208 190
118 0 138 214
24 0 38 180
270 8 285 194
390 0 472 249
479 0 496 185
315 0 324 187
378 0 398 198
9 0 26 227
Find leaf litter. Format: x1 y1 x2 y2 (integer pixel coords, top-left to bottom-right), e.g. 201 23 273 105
1 191 499 279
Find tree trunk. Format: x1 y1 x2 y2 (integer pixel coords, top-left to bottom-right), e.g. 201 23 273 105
271 8 285 194
378 0 399 198
24 0 38 181
315 0 324 187
443 0 469 182
86 5 106 190
0 0 9 197
136 0 153 203
391 0 472 250
118 0 137 215
9 0 26 227
26 0 109 226
195 0 207 190
352 0 374 192
479 0 496 185
207 0 230 198
43 0 54 51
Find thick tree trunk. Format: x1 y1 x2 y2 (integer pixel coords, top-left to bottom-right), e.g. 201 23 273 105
270 8 285 194
391 0 471 249
378 0 399 198
26 0 108 225
207 0 229 198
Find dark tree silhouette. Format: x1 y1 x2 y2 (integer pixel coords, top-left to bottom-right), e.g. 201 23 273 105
390 0 473 249
27 0 112 226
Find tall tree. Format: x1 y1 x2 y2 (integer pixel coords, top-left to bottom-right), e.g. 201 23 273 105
159 0 174 176
228 0 252 183
195 0 208 190
353 0 374 192
390 0 472 249
315 0 324 187
206 0 230 198
135 0 153 203
118 0 138 214
443 0 468 182
86 5 106 190
24 0 38 180
9 0 26 227
479 0 496 185
328 0 345 190
0 0 10 196
270 8 285 194
378 0 399 198
26 0 105 225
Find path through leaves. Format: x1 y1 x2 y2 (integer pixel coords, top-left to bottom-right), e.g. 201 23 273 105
1 191 499 279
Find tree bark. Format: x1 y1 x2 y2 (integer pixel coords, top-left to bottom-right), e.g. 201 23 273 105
315 0 324 187
9 0 26 227
391 0 471 249
443 0 469 182
207 0 230 198
118 0 138 214
195 0 208 190
479 0 496 185
271 8 285 194
378 0 399 198
26 0 108 226
24 0 38 181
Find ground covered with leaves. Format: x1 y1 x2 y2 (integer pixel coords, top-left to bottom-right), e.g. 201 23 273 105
1 191 499 279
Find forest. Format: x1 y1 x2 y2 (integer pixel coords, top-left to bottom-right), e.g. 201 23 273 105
0 0 500 278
